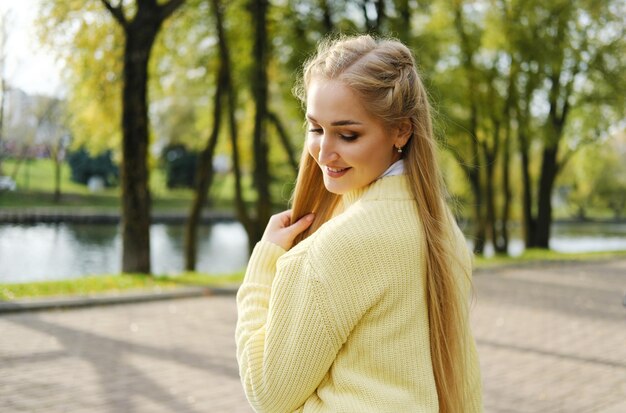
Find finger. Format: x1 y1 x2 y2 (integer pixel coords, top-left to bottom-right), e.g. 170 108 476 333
275 210 293 226
267 210 291 229
289 213 315 231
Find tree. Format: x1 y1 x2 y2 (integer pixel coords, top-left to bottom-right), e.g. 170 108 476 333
99 0 185 273
507 0 626 248
436 0 625 254
184 0 226 271
563 131 626 221
0 10 10 175
250 0 271 246
9 94 60 185
40 97 69 202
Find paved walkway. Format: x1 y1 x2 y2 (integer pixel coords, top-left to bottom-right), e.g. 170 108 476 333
1 259 625 412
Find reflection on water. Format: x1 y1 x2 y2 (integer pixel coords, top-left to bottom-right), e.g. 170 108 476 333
0 222 249 284
551 222 626 253
468 222 626 257
1 221 625 284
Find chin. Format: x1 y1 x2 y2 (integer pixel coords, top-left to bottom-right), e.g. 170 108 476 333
322 179 348 195
324 185 346 195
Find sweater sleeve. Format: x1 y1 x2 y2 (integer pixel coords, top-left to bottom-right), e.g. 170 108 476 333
235 240 342 413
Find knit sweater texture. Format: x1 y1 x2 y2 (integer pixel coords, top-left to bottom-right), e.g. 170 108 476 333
236 175 483 412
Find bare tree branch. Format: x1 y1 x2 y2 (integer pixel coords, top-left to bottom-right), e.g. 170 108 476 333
100 0 127 27
159 0 186 21
268 111 298 175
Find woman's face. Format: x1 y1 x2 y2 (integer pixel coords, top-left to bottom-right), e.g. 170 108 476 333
306 78 405 195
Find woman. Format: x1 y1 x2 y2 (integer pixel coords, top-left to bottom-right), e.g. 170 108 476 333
236 35 482 413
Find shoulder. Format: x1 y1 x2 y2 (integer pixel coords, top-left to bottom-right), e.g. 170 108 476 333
306 194 424 279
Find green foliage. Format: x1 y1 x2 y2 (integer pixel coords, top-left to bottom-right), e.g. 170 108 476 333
67 147 119 187
38 1 124 152
161 144 198 189
34 0 626 234
559 131 626 219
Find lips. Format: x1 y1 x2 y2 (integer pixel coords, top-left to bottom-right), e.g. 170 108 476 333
325 165 351 178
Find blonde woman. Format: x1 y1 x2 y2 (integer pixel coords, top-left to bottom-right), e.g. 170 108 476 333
236 35 482 413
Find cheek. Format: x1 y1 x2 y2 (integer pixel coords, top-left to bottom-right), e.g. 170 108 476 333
307 137 319 160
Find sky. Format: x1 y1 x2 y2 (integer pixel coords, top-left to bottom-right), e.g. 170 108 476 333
1 0 64 96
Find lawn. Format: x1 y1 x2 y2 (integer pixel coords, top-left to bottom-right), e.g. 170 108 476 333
0 158 282 212
2 249 625 301
0 271 245 301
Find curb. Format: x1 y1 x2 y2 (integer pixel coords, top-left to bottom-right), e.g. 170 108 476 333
0 285 239 314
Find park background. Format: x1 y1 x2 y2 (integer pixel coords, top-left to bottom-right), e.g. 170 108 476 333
1 2 626 413
0 0 625 293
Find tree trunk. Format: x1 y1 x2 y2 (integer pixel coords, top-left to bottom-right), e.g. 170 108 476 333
533 11 574 250
496 60 518 255
250 0 272 246
469 166 486 254
453 3 486 255
319 0 333 34
210 0 252 254
10 146 28 181
0 76 5 175
184 71 224 271
374 0 385 32
101 0 185 274
268 111 298 175
120 26 156 274
0 14 7 176
535 146 558 248
395 0 411 44
519 128 535 248
483 145 497 254
498 119 511 254
184 0 226 271
54 154 62 203
228 87 254 253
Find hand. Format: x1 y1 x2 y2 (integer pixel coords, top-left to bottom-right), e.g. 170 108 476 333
261 209 315 251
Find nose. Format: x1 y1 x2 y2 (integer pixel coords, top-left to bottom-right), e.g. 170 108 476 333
316 134 338 165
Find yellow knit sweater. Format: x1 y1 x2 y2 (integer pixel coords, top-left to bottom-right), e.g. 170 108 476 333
236 175 482 412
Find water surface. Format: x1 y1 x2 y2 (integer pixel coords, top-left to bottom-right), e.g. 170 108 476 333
1 221 625 284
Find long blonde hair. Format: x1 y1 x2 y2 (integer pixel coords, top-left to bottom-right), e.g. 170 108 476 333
291 35 472 412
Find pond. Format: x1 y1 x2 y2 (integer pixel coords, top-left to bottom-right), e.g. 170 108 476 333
476 221 626 257
0 221 625 284
0 222 249 284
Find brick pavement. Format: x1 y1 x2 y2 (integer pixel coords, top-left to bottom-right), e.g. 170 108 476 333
1 258 625 413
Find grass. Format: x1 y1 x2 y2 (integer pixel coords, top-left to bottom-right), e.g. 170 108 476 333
0 271 245 301
2 249 625 301
0 158 196 211
0 158 285 212
2 159 625 301
474 248 626 268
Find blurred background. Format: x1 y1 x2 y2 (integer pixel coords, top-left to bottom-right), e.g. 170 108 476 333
0 0 624 284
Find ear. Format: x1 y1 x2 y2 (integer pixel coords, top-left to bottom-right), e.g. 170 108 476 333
393 119 412 148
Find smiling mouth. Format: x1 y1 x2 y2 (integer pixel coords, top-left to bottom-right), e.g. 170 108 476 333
324 166 351 177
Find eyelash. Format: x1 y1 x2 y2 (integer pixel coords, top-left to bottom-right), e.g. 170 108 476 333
308 128 359 142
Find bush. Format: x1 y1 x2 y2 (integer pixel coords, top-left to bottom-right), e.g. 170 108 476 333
161 144 198 189
67 148 119 187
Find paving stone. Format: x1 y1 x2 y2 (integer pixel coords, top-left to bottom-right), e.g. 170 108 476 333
1 259 624 412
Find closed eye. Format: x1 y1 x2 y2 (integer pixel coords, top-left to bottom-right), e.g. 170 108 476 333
308 128 323 134
340 133 358 141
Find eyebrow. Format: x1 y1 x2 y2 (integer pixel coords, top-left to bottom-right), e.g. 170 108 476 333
306 115 362 126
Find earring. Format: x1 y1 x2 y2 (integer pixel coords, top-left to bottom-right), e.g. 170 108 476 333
396 145 403 153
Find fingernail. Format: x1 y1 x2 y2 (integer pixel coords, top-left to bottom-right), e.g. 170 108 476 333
306 214 315 222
